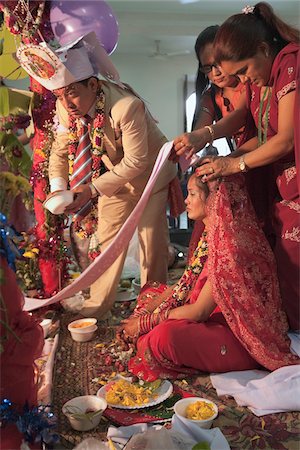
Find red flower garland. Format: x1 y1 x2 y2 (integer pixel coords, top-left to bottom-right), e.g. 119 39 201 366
68 88 106 238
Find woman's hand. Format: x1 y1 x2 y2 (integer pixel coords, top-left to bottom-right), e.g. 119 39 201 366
121 317 140 338
195 156 238 181
173 128 211 159
116 317 140 349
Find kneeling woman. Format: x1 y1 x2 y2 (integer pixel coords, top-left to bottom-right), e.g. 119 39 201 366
117 174 298 381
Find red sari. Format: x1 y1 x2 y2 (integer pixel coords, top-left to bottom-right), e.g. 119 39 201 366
128 176 299 381
248 43 300 331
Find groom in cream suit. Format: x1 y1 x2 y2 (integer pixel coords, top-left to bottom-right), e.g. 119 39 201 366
17 33 178 319
51 78 177 318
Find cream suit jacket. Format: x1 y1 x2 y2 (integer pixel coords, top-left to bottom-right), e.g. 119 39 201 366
49 80 177 196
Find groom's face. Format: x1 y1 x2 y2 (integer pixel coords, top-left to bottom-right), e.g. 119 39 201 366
54 78 98 119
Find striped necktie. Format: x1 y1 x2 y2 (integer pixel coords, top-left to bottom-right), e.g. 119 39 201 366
71 115 93 222
70 115 92 190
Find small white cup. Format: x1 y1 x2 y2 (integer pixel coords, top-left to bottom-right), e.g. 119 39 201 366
68 318 97 333
43 190 74 215
68 324 98 342
40 319 52 338
62 395 107 431
174 397 218 429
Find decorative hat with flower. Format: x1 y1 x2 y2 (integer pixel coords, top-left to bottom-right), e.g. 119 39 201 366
16 31 124 91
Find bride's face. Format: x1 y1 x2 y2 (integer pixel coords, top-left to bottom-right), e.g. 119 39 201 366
185 176 207 222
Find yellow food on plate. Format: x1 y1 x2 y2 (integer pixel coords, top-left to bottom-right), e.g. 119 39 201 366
185 400 215 420
105 379 160 407
71 321 93 328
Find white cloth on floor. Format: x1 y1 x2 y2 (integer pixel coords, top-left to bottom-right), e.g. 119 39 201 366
60 292 85 313
37 334 59 405
210 332 300 416
107 423 161 446
171 415 230 450
73 438 124 450
107 419 230 450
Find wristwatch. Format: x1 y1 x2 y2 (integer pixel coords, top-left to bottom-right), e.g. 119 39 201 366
89 182 98 198
239 155 248 173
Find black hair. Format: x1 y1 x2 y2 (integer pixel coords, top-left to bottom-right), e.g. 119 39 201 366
192 25 219 130
190 173 210 199
214 2 299 64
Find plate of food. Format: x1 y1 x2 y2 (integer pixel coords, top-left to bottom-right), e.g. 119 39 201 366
97 378 173 409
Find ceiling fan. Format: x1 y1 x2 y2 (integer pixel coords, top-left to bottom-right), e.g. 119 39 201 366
149 40 190 59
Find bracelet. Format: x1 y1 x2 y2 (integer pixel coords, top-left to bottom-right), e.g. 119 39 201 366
204 125 215 144
132 306 150 317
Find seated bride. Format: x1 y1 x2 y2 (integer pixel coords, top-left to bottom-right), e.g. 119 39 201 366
117 173 299 381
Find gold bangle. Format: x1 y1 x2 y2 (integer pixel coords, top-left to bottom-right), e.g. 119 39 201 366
204 125 214 144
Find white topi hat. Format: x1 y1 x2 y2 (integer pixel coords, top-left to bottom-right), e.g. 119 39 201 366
16 31 123 91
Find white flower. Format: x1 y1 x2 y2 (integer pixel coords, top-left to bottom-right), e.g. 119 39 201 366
242 5 255 14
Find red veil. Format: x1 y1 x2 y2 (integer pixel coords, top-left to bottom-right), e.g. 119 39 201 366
207 175 299 371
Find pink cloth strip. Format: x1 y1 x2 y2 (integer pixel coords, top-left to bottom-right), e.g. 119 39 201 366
24 141 175 311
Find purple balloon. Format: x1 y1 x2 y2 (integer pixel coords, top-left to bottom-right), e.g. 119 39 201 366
50 0 119 55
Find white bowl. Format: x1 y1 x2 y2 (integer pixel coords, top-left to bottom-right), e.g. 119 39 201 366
174 397 218 429
40 319 52 338
69 324 98 342
68 318 97 333
62 395 107 431
132 278 141 295
43 190 74 215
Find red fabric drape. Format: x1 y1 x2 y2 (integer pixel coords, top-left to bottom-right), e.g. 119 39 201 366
0 257 43 449
207 175 299 370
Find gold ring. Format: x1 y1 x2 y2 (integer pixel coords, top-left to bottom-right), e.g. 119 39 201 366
209 167 214 174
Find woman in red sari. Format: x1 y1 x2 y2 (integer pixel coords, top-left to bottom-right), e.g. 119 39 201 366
0 258 44 449
117 174 298 381
187 25 249 262
173 2 299 331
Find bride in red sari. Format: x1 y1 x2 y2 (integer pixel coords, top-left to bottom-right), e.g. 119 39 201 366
173 3 299 331
117 174 299 381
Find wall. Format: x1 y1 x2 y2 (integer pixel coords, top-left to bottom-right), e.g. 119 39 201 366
110 53 197 139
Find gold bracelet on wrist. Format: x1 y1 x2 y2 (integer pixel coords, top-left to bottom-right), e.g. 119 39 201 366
204 125 215 144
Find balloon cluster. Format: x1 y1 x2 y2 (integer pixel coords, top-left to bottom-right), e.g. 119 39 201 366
49 0 119 54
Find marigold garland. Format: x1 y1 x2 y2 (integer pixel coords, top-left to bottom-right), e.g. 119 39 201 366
160 230 208 309
1 1 45 38
68 88 107 238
